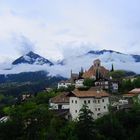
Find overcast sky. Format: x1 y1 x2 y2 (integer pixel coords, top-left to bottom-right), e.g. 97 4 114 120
0 0 140 63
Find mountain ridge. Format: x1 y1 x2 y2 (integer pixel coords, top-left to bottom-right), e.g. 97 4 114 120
12 51 54 66
1 49 140 77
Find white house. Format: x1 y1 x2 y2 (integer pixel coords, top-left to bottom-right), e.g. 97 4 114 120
67 89 110 120
58 80 71 89
49 92 70 110
0 116 9 123
75 79 84 88
95 79 118 93
123 88 140 104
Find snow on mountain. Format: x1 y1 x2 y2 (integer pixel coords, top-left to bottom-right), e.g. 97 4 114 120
85 49 140 63
12 51 54 66
0 49 140 77
55 49 140 77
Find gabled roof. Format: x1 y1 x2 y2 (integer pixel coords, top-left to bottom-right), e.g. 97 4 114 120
123 88 140 98
129 88 140 94
123 94 136 97
68 89 109 98
83 65 109 79
50 92 69 103
59 80 71 84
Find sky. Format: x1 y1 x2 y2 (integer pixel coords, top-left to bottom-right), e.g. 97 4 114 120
0 0 140 63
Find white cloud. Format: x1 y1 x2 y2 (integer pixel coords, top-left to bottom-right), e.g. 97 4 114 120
0 0 140 64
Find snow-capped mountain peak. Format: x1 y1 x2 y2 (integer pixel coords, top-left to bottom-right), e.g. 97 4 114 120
87 49 122 55
12 51 54 66
85 49 140 63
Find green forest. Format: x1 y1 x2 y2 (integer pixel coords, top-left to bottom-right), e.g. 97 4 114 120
0 91 140 140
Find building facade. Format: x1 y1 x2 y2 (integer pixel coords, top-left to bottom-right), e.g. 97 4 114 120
83 59 109 79
68 90 109 120
75 79 84 88
49 92 70 110
58 80 71 89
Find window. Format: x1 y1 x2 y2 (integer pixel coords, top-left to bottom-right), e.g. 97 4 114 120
97 113 101 116
84 100 86 104
75 100 77 104
98 108 100 111
95 100 96 103
98 100 100 103
88 100 90 103
102 99 104 102
95 108 97 111
58 105 62 109
104 106 106 109
72 100 73 103
75 110 77 113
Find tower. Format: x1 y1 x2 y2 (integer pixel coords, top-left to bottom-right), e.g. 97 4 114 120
94 59 101 68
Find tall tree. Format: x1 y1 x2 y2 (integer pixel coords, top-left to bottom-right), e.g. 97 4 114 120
110 64 114 72
76 104 95 140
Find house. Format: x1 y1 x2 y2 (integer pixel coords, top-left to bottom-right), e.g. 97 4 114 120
57 80 71 89
0 116 9 123
49 92 70 110
123 76 137 82
22 94 31 101
111 101 132 112
95 80 109 90
110 80 118 93
83 59 109 79
51 109 70 120
95 79 118 93
67 89 110 120
75 79 84 88
123 88 140 104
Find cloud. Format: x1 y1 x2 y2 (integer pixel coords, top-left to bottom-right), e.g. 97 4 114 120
13 35 35 55
0 0 140 64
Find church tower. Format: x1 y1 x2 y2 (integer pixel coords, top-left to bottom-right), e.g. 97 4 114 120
93 59 101 68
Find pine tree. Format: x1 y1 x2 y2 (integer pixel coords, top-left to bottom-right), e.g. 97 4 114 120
76 104 95 140
111 64 114 72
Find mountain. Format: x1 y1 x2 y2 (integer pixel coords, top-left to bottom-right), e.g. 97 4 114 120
12 51 54 66
86 49 140 63
0 71 67 96
54 49 140 76
1 49 140 78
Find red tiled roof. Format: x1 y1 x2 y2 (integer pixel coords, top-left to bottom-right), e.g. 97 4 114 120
69 90 109 98
83 65 109 79
123 93 136 97
50 92 69 103
129 88 140 94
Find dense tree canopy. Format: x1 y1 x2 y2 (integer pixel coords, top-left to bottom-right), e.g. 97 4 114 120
0 89 140 140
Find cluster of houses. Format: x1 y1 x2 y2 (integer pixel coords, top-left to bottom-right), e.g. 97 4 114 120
50 59 140 120
58 59 118 93
50 59 117 120
50 88 110 120
0 59 140 122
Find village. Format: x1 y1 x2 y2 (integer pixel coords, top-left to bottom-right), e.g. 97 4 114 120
49 59 140 120
0 59 140 140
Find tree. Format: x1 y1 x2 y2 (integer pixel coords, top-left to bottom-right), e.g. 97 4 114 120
96 69 102 80
120 79 134 92
109 70 126 80
83 78 95 87
110 64 114 72
76 104 95 140
133 77 140 88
